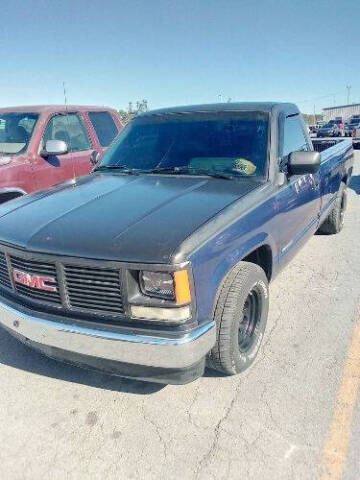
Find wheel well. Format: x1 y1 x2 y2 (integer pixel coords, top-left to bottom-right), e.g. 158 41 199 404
0 192 23 205
243 245 272 281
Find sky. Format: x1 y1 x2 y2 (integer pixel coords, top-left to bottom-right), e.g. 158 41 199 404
1 0 359 114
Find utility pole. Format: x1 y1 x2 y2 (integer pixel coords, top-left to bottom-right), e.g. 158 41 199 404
346 85 352 105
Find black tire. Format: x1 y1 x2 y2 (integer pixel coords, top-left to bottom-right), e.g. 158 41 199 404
207 261 269 375
318 182 347 235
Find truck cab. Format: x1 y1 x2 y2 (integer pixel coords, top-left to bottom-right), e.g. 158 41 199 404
0 105 122 204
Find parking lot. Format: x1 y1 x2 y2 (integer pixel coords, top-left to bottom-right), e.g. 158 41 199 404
0 152 359 480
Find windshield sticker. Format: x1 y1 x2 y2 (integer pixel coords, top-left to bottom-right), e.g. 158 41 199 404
233 158 257 175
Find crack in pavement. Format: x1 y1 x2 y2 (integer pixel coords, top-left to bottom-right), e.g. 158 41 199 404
194 380 242 479
140 400 168 463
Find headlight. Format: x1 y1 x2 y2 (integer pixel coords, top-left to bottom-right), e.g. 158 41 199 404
139 269 192 304
140 271 175 300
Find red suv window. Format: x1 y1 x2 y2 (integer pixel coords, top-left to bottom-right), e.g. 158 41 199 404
89 111 119 147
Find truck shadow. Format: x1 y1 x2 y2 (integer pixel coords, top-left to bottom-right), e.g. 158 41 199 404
349 175 360 194
0 327 164 395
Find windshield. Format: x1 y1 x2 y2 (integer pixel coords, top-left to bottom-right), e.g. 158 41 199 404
0 112 39 155
322 123 333 128
99 111 269 178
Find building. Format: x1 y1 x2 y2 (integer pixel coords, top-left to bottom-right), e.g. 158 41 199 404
323 103 360 122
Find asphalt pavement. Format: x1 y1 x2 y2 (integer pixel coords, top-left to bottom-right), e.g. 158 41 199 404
1 153 360 480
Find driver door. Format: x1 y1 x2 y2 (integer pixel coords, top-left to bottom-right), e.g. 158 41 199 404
275 114 321 267
33 113 93 191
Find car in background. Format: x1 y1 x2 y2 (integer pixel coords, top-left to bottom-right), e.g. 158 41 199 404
317 122 341 137
309 124 326 136
349 115 360 123
353 125 360 149
0 105 122 204
331 119 346 136
345 119 360 137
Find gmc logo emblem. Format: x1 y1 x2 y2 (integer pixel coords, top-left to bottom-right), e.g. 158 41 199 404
13 269 57 293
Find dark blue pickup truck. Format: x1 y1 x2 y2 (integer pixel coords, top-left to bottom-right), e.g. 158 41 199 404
0 102 354 384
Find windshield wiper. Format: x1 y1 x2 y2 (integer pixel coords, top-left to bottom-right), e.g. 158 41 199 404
96 164 236 180
94 165 141 175
147 166 235 180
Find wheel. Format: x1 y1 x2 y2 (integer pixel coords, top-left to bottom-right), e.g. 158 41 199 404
318 182 347 234
207 261 269 375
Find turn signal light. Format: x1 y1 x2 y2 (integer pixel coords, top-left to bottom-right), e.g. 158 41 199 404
174 270 191 305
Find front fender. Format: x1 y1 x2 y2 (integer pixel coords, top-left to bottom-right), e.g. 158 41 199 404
189 227 276 325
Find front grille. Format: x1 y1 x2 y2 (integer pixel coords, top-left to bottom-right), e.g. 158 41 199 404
64 264 124 315
0 245 125 320
0 252 11 289
10 255 61 305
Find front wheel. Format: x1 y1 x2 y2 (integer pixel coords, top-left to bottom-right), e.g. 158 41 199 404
207 262 269 375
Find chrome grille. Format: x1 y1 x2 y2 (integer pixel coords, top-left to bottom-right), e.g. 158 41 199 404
64 265 124 315
0 245 125 319
10 255 61 305
0 252 11 289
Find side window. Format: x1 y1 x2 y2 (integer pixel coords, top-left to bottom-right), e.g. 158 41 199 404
282 115 309 159
88 111 119 147
43 114 91 152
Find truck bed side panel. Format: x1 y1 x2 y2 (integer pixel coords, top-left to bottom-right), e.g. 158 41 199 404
318 140 353 225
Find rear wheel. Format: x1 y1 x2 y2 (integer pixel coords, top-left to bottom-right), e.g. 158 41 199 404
318 182 347 234
207 262 269 375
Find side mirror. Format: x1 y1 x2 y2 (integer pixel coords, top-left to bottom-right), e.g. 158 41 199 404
42 140 68 157
288 151 320 175
90 150 100 166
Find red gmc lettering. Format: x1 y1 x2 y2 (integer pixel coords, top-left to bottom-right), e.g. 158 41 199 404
12 269 57 293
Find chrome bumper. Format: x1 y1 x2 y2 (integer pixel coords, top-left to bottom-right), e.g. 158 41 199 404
0 298 215 369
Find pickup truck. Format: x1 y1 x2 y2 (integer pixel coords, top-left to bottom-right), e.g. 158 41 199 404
0 102 354 384
0 105 122 204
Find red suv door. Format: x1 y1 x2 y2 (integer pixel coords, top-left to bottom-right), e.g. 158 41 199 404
39 112 94 185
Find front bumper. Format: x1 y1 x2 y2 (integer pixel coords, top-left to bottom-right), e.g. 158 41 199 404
0 297 216 384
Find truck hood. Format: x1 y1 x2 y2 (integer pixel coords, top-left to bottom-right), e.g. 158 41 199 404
0 173 260 263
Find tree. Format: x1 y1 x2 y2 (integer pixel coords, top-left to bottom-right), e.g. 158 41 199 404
302 113 323 125
119 99 149 125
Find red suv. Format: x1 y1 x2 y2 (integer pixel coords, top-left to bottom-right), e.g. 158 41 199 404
0 105 122 204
